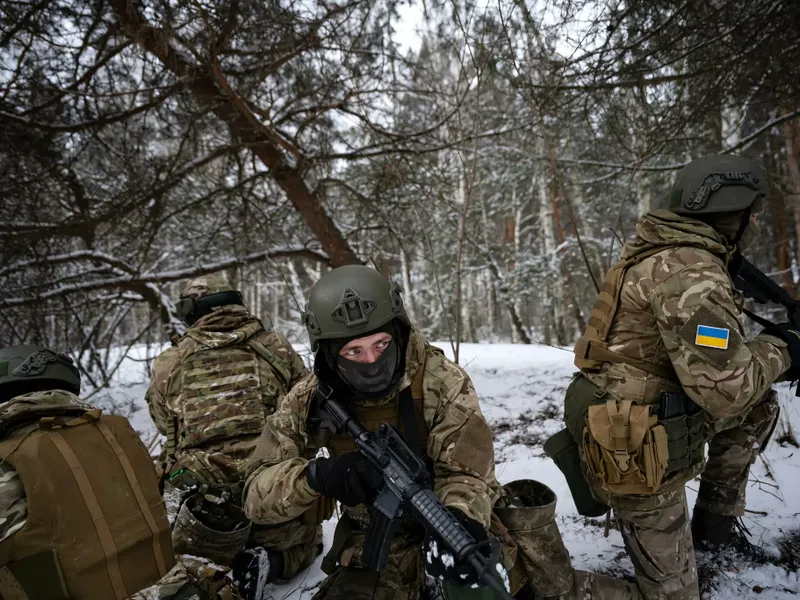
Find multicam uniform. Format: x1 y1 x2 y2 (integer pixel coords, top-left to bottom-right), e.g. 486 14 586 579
146 303 322 578
570 211 788 599
243 329 502 600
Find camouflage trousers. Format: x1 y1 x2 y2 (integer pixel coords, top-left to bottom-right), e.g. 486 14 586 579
696 391 779 516
127 559 235 600
606 392 779 600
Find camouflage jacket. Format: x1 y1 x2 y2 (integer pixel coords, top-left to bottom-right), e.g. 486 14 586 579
146 305 307 483
585 211 789 423
242 330 501 532
0 390 94 543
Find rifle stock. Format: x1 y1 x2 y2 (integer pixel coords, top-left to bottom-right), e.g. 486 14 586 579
315 384 513 600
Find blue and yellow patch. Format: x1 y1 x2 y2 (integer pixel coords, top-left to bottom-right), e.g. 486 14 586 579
695 325 730 350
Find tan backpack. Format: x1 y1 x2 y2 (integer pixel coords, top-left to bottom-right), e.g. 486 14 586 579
0 409 174 599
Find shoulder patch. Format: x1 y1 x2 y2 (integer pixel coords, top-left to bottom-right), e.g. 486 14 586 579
679 303 743 370
695 325 730 349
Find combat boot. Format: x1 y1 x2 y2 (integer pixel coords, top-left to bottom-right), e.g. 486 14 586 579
692 508 769 563
691 508 733 548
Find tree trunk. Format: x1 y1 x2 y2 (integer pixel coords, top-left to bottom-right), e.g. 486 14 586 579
110 0 360 267
783 115 800 293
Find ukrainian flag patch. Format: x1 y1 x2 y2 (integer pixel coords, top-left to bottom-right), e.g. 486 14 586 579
695 325 730 350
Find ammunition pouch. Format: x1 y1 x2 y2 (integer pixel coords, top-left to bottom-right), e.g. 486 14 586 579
660 415 707 476
544 428 608 517
583 399 669 495
494 480 574 599
566 374 709 495
172 493 252 566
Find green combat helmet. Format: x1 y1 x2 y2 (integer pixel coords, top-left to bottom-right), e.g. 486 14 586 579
302 265 411 351
0 346 81 401
668 154 768 215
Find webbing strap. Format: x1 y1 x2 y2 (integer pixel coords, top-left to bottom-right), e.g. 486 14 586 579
607 400 632 471
575 337 676 380
45 431 128 600
246 339 292 390
399 387 422 457
95 420 169 578
165 416 178 472
0 567 29 600
410 363 425 400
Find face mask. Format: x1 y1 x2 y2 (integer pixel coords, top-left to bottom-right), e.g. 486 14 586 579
336 341 399 397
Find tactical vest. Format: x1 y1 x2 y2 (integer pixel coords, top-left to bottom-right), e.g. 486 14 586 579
570 245 708 485
171 338 291 453
325 361 428 457
573 246 677 380
0 409 174 600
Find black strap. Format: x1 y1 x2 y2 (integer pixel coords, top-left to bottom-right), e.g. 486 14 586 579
743 307 775 329
398 387 423 457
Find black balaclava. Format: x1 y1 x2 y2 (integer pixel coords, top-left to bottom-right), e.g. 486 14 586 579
317 320 411 400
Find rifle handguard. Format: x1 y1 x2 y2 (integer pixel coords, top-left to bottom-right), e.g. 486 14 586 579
412 489 475 559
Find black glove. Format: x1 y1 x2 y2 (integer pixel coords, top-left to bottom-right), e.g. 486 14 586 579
231 546 284 598
306 451 384 507
761 322 800 379
423 508 494 586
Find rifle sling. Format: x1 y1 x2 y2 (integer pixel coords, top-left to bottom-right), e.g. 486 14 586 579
742 307 775 329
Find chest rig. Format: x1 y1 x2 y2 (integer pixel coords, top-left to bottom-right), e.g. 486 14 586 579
315 363 428 458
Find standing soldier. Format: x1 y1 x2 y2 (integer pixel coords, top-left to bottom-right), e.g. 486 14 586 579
146 273 323 597
242 265 641 600
563 154 800 600
0 344 213 599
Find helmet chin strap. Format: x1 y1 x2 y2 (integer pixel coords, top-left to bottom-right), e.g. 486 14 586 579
731 207 752 247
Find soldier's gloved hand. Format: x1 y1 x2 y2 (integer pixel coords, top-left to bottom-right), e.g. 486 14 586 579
231 546 284 598
306 451 384 507
423 508 494 586
761 322 800 379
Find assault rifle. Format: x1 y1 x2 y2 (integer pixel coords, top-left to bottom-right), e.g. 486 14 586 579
315 385 513 600
730 253 800 395
730 253 800 327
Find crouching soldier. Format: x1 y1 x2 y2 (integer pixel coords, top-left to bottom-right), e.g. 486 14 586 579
146 273 323 598
0 345 214 599
243 266 640 600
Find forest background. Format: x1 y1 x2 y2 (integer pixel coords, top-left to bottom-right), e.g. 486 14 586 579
2 0 800 400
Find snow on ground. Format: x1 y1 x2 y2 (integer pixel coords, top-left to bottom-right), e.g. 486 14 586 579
99 341 800 599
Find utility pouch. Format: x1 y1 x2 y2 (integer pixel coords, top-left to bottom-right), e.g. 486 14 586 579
544 428 608 517
582 399 669 495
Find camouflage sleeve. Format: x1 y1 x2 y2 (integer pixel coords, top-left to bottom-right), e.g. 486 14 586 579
242 381 319 525
427 362 499 529
144 347 175 435
145 347 179 436
0 462 27 543
651 260 790 419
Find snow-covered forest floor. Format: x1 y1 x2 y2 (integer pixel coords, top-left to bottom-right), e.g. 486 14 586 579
99 342 800 599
